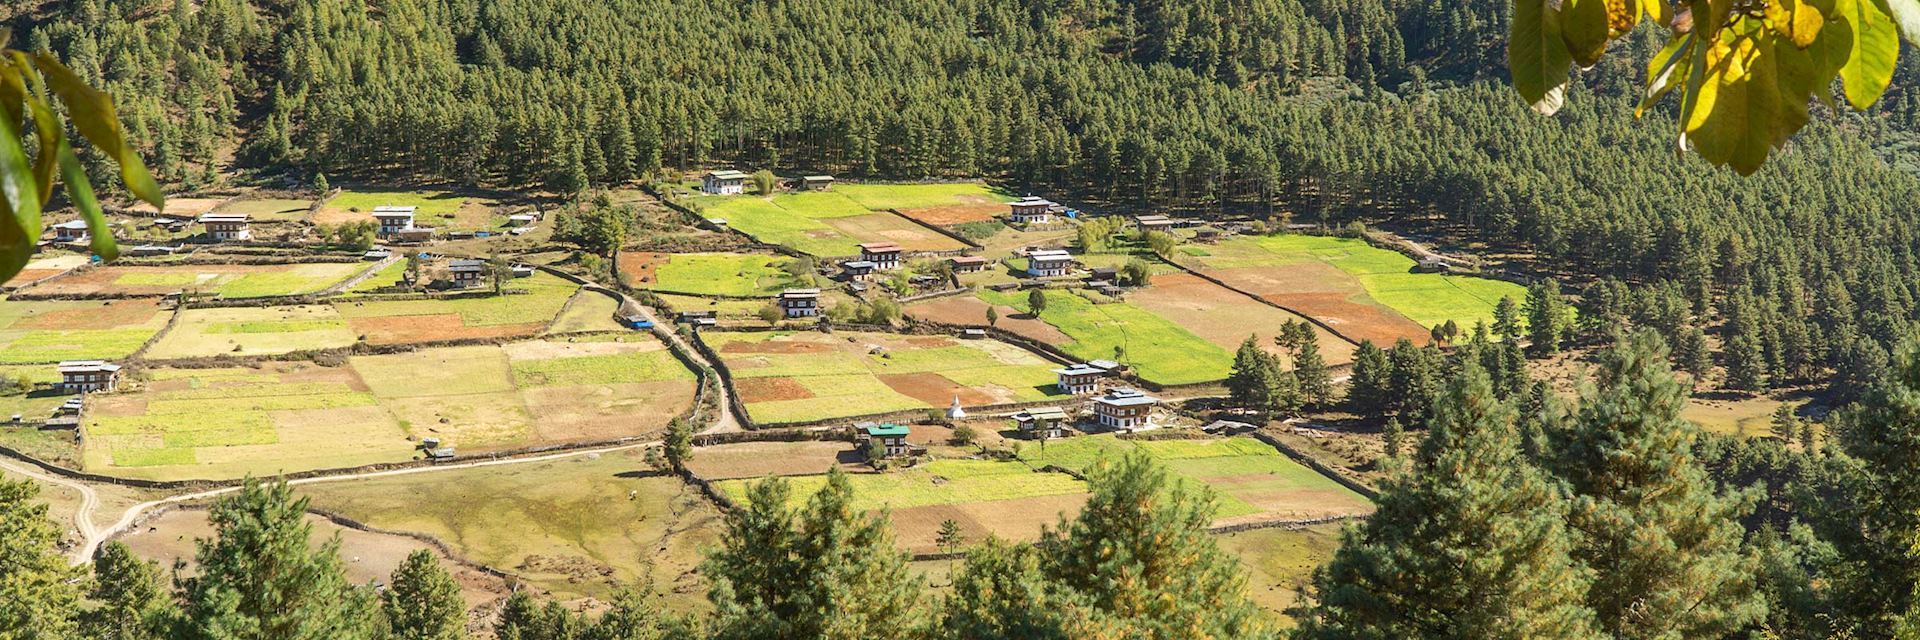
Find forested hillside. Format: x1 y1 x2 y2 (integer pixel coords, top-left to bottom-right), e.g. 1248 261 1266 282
15 0 1920 393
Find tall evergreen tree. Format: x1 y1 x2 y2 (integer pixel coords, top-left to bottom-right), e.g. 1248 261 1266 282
0 479 82 640
1292 364 1601 640
383 550 467 640
1523 280 1567 355
86 542 169 640
938 537 1111 639
1347 340 1391 415
1546 331 1766 638
1813 338 1920 634
703 470 923 640
1042 454 1270 639
172 478 381 640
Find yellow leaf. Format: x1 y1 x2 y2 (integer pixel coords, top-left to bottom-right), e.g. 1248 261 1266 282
1767 0 1829 47
1563 0 1616 66
1608 0 1643 35
1684 22 1805 175
1638 34 1694 117
1837 0 1900 109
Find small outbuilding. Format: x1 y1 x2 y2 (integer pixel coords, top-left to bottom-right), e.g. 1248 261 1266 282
949 255 989 273
841 260 876 281
800 175 835 191
50 220 90 243
1014 407 1069 439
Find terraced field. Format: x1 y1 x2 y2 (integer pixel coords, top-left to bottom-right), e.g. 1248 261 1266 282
0 299 173 364
968 288 1233 385
80 336 695 480
1016 435 1373 523
25 262 368 298
333 271 578 344
692 187 972 256
1177 234 1529 345
145 305 357 359
703 330 1069 424
619 251 799 297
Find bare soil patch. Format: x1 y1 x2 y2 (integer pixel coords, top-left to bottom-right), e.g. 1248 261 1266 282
1131 274 1357 365
906 336 957 349
126 197 226 217
896 204 1003 226
684 441 857 479
895 493 1088 553
1205 265 1429 345
524 381 694 443
348 315 543 345
616 251 666 285
15 299 162 330
906 296 1070 345
879 372 998 407
734 377 815 403
4 269 62 287
719 340 834 355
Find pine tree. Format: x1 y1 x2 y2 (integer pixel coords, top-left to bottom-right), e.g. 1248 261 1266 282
1816 338 1920 631
1546 331 1765 638
587 588 684 640
0 479 83 639
1228 336 1276 412
663 418 693 475
1292 365 1602 640
939 537 1112 639
1523 280 1567 355
704 470 923 640
383 550 466 640
86 542 169 640
1492 296 1522 341
1347 341 1391 415
1042 454 1270 639
174 478 381 640
1290 324 1333 406
1386 339 1439 422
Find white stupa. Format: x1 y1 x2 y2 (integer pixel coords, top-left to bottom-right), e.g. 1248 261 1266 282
945 396 967 420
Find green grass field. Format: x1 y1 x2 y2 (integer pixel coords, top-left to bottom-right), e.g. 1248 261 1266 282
145 305 358 359
0 300 172 364
212 198 312 221
705 331 1069 424
334 271 578 329
654 293 770 321
1218 523 1346 624
695 196 862 256
296 449 723 605
716 459 1087 512
833 183 1015 210
975 288 1231 385
649 253 799 297
1017 436 1372 521
343 260 408 294
545 290 626 334
209 264 370 298
321 189 466 218
1198 234 1531 333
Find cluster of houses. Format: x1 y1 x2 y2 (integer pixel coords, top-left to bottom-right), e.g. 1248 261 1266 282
698 170 836 196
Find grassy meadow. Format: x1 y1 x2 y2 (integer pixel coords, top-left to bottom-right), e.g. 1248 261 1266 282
1016 435 1373 522
145 305 358 359
974 288 1232 385
0 300 172 364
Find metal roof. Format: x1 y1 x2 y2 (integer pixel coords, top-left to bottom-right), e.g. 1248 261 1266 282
1028 249 1073 262
1052 364 1104 376
1094 388 1158 406
864 423 911 437
57 360 120 374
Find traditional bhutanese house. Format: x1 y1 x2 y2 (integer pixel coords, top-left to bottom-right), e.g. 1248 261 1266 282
1092 388 1158 430
780 288 821 318
448 259 487 289
1026 249 1073 278
57 360 120 394
859 242 903 270
197 213 252 241
50 220 90 243
862 422 913 458
701 170 749 195
1014 407 1069 439
800 175 835 191
1134 215 1177 233
949 255 989 273
841 260 876 281
1008 196 1056 224
372 206 418 237
1052 363 1105 395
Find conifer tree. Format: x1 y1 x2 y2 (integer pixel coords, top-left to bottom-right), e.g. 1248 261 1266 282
1347 341 1391 414
1546 331 1765 638
1386 339 1440 422
1042 454 1270 639
704 470 923 640
1814 338 1920 632
1228 336 1276 412
383 550 466 640
1292 365 1602 640
1492 296 1522 342
1286 322 1333 406
1523 280 1567 355
0 479 82 639
87 542 169 640
173 478 381 640
939 537 1112 639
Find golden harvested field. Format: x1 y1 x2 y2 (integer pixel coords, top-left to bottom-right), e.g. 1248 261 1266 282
144 305 358 359
26 263 367 298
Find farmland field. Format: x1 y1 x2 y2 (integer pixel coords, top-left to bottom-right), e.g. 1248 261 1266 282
212 197 313 222
703 330 1069 424
296 449 722 604
546 290 626 334
1177 234 1529 345
81 336 695 480
1127 273 1357 366
619 251 797 297
1218 524 1346 622
0 299 172 363
333 271 577 344
1016 435 1373 523
25 262 368 298
694 191 965 256
834 183 1013 211
654 293 770 321
970 288 1233 385
343 259 408 294
313 189 467 225
714 458 1089 554
3 254 88 288
144 305 357 359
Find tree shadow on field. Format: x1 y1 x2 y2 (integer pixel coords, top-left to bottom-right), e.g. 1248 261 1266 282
613 470 669 479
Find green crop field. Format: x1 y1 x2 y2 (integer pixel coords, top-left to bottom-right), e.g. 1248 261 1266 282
0 300 172 364
320 189 466 218
696 196 862 256
694 188 973 256
545 290 626 334
704 330 1069 424
212 198 312 221
343 260 407 294
85 338 695 480
333 271 579 343
834 183 1014 210
1190 234 1532 336
296 449 723 605
655 293 768 320
145 305 358 359
975 288 1231 385
650 253 798 296
1017 435 1372 521
716 459 1087 512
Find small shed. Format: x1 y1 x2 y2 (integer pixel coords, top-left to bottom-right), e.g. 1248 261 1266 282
800 175 836 191
949 256 989 273
619 314 655 330
426 447 457 461
50 220 90 242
